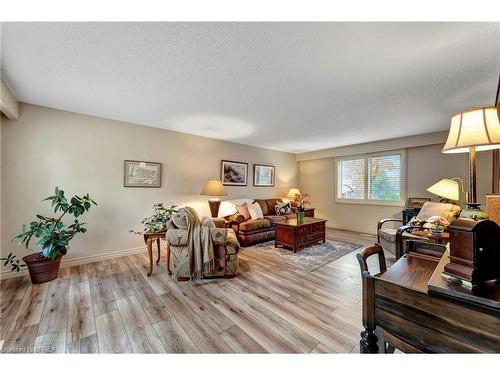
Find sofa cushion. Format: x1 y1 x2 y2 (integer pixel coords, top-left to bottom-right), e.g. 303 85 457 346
219 199 253 217
265 198 283 215
275 202 292 216
239 218 271 232
247 202 264 220
254 199 269 216
236 203 251 221
417 202 461 223
264 215 287 225
379 228 430 242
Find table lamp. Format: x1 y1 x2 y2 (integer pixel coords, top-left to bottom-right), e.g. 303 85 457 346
426 178 463 203
200 179 226 217
287 188 301 206
442 106 500 220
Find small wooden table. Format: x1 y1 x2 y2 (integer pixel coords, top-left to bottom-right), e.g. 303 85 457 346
403 229 450 258
274 217 327 252
143 230 170 277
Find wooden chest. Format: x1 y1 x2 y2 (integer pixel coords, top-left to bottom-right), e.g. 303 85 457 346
274 218 326 253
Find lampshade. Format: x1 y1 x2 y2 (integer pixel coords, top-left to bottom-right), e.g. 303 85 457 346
442 107 500 154
287 188 301 198
200 179 226 196
427 179 459 201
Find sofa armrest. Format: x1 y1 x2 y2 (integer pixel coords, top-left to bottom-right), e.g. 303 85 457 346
377 218 404 233
210 228 228 245
227 213 246 224
395 225 430 259
212 217 226 229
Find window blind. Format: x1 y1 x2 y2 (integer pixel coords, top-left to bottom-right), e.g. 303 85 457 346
338 158 365 200
368 154 402 201
336 151 404 204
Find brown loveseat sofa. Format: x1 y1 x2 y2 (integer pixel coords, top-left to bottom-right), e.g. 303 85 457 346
224 198 296 247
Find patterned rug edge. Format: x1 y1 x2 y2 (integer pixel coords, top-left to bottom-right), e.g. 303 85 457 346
246 239 364 272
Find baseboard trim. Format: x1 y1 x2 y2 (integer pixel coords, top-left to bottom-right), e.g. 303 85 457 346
326 224 376 237
0 246 144 280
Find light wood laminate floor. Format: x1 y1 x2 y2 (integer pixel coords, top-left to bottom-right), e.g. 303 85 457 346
0 228 394 353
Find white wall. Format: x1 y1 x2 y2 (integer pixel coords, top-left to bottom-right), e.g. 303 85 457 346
299 143 492 234
1 104 298 272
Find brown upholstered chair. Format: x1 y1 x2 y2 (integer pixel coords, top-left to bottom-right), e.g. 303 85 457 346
377 201 461 259
166 213 240 281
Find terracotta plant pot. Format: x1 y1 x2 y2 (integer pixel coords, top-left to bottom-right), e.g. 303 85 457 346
22 252 62 284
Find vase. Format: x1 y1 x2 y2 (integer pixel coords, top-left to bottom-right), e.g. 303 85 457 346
22 252 62 284
460 203 489 221
296 211 305 223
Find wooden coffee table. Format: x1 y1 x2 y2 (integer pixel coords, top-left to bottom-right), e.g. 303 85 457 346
274 217 327 252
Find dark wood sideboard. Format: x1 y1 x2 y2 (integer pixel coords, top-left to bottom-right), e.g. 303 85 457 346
360 249 500 353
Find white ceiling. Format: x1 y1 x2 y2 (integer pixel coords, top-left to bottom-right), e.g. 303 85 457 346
1 22 499 153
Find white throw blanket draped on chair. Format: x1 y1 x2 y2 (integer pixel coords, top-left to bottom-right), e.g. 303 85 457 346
172 207 216 279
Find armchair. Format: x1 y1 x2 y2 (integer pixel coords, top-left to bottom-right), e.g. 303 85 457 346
377 201 461 259
166 216 240 281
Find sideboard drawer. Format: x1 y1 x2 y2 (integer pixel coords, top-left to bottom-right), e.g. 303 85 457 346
307 234 322 243
311 222 325 232
295 235 306 245
297 226 310 236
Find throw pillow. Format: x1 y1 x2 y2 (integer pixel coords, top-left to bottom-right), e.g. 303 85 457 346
247 202 264 220
275 202 292 216
236 203 251 221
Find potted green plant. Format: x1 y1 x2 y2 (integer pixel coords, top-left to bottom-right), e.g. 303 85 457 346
1 187 97 284
129 203 178 234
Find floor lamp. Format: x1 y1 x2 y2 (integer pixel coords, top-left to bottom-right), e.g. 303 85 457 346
442 106 500 220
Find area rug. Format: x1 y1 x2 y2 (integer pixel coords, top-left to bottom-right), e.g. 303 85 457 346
249 239 363 272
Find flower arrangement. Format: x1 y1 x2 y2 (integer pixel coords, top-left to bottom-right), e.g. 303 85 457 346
291 193 311 222
292 193 311 212
426 216 450 234
130 203 178 234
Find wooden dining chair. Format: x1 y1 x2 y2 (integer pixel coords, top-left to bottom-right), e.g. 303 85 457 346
356 243 395 353
356 243 387 277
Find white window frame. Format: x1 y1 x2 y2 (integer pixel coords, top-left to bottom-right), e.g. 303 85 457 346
335 149 407 207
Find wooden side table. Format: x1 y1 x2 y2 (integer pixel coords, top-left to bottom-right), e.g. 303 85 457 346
304 208 315 218
403 229 450 259
402 207 420 224
143 230 170 277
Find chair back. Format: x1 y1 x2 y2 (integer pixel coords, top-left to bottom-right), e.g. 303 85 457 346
417 201 461 223
356 243 387 276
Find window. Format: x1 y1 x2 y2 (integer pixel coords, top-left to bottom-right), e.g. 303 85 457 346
336 150 405 206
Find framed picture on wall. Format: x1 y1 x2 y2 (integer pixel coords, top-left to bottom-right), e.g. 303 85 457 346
221 160 248 186
253 164 275 187
124 160 161 187
406 197 431 209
